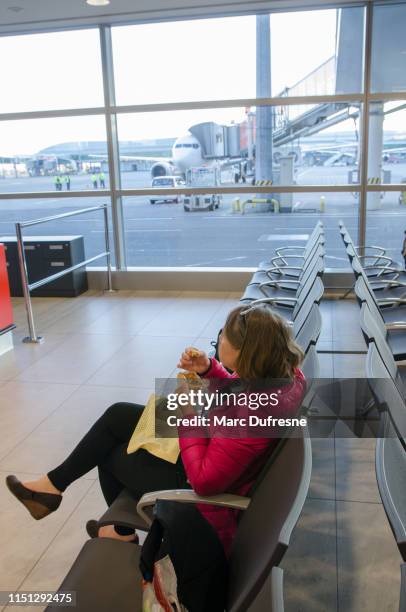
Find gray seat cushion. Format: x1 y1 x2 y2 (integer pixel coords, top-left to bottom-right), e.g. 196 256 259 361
46 539 142 612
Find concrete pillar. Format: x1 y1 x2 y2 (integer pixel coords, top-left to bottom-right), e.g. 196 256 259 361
255 15 273 185
367 101 384 210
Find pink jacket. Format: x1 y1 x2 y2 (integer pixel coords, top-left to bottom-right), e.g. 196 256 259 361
178 359 306 556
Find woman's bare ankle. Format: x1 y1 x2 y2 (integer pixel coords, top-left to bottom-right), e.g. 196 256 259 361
98 524 138 542
23 475 62 496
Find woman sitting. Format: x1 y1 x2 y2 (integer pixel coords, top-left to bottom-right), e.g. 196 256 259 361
6 304 306 555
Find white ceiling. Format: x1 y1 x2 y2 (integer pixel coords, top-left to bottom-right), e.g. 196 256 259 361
0 0 371 35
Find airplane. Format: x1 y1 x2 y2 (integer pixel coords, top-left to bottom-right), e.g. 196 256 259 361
150 133 204 178
80 133 214 180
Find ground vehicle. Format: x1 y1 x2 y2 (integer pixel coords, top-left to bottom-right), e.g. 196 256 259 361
183 167 222 212
150 176 185 204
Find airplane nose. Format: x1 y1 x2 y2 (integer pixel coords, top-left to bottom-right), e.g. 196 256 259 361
174 150 187 171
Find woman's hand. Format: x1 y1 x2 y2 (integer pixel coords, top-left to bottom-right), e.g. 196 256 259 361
177 347 210 375
174 379 195 416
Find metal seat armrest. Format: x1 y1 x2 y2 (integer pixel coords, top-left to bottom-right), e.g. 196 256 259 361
376 298 406 305
247 297 298 306
262 265 304 274
260 280 300 291
272 254 306 261
97 488 149 531
363 265 398 277
275 246 307 256
271 255 306 266
137 490 250 527
376 265 401 278
355 245 386 256
369 280 406 287
360 255 394 265
385 322 406 330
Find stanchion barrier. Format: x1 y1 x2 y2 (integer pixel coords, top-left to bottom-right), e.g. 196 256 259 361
16 204 113 344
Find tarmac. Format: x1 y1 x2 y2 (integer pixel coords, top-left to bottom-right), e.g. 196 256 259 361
0 166 405 268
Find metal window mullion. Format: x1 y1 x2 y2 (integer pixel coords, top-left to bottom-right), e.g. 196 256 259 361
0 185 364 200
0 95 370 123
117 185 362 196
358 2 373 254
0 106 106 122
99 24 126 271
1 92 404 124
111 93 365 114
0 190 110 200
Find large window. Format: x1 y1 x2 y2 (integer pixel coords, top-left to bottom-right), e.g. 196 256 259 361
122 193 357 268
112 17 256 104
270 7 364 96
0 30 103 113
0 197 111 254
117 104 361 191
371 3 406 94
117 108 248 190
365 2 406 265
365 192 406 265
0 115 108 192
0 4 404 272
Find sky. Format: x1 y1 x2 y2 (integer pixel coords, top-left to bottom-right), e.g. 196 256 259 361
0 8 402 156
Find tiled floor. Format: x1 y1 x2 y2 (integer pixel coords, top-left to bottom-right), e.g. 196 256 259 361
0 292 401 611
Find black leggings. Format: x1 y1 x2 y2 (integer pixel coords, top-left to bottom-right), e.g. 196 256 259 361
48 403 188 534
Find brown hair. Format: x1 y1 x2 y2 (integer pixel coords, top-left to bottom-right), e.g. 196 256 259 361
223 304 304 380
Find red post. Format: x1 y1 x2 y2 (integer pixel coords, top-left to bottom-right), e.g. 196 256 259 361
0 244 14 333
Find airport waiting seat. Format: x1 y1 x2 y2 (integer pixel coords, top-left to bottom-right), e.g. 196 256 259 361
249 243 325 288
258 221 324 265
351 255 406 296
366 338 406 403
48 431 312 612
259 233 324 272
346 244 402 278
243 256 324 305
294 304 322 355
300 344 320 381
350 251 406 293
247 567 284 612
240 276 324 329
366 342 406 440
340 221 403 278
258 232 325 280
354 273 406 324
359 296 406 362
298 344 321 420
375 411 406 562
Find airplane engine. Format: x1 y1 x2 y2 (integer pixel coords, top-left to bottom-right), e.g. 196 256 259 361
151 162 175 178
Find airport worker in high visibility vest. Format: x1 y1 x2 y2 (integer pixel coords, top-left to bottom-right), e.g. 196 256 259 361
99 172 106 188
64 175 71 191
91 174 98 189
54 175 62 191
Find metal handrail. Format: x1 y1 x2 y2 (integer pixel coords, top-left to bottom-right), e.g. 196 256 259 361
15 204 113 344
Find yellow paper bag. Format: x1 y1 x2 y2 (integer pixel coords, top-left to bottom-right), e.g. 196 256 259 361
127 394 180 464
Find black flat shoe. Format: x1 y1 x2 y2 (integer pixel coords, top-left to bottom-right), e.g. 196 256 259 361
86 519 100 539
86 519 139 543
6 475 62 520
